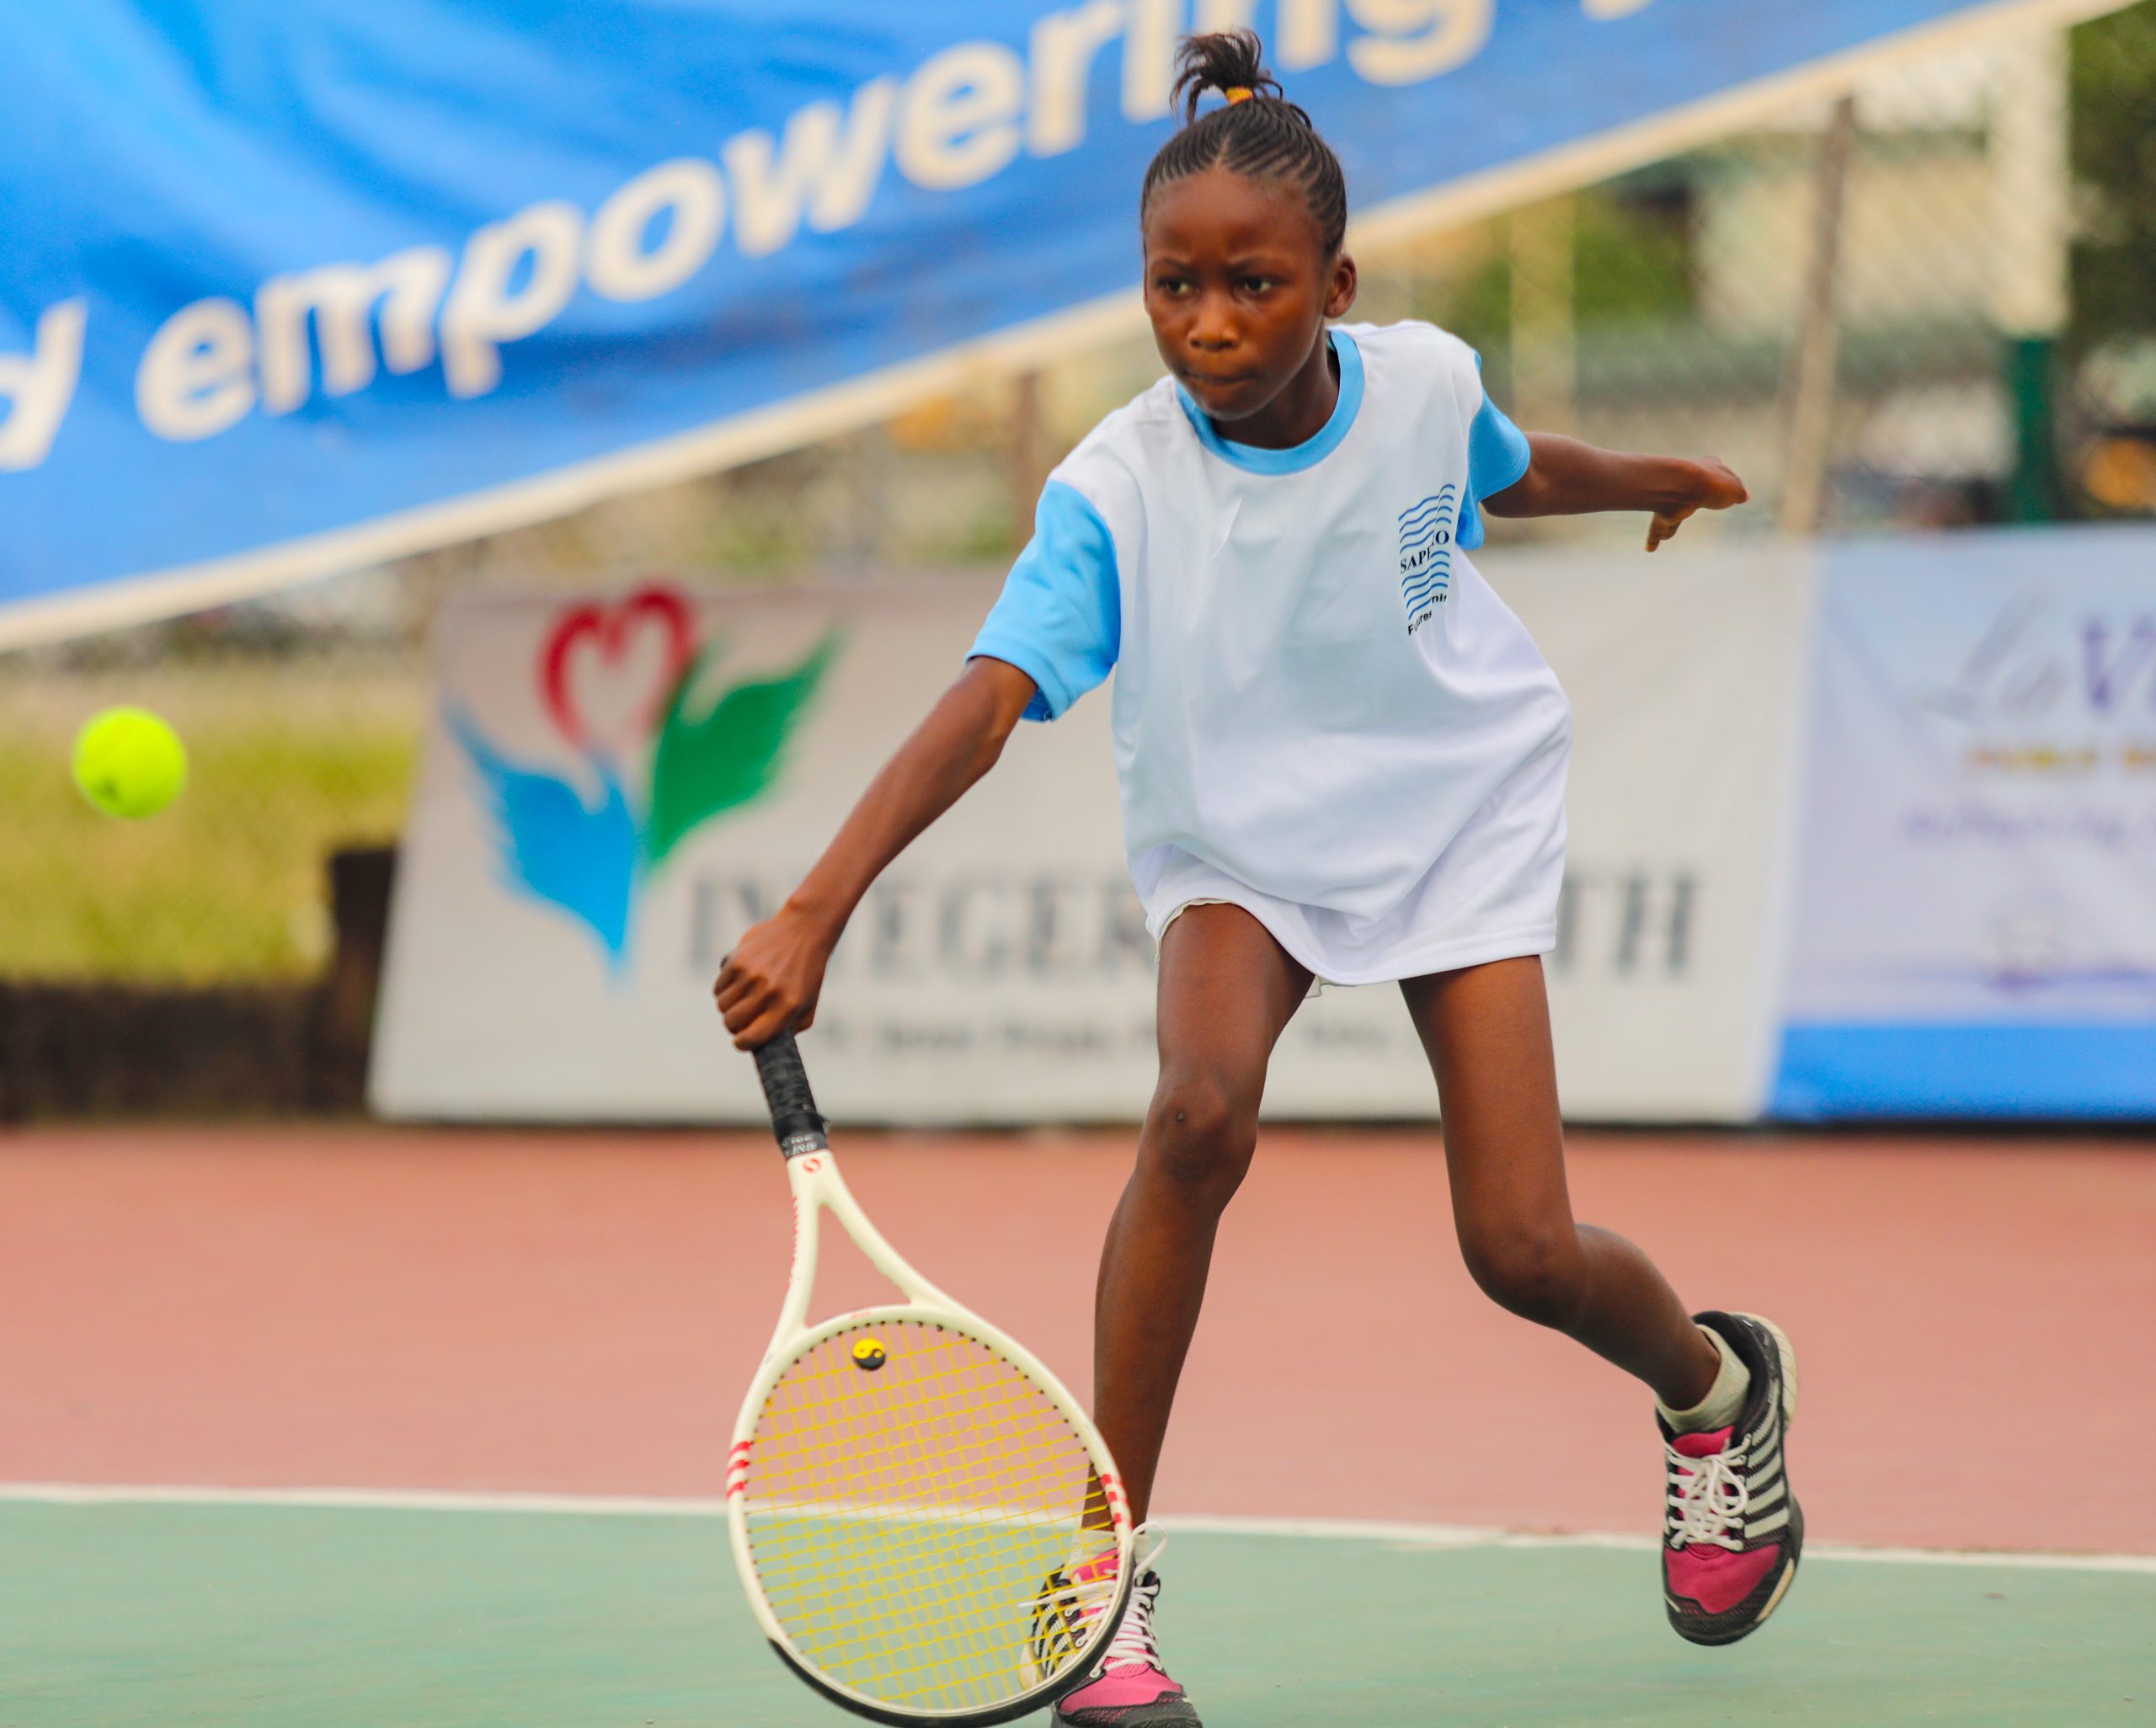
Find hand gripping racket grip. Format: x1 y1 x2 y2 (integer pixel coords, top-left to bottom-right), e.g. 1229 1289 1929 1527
753 1032 829 1160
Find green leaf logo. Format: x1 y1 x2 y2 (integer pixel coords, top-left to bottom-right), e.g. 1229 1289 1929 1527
642 631 839 869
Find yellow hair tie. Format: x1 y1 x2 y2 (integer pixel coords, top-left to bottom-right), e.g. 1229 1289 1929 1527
1225 86 1254 103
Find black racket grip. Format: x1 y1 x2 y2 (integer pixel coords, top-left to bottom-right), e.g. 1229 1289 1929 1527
753 1032 828 1159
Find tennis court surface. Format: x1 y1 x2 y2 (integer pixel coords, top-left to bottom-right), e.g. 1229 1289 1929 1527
5 1125 2151 1725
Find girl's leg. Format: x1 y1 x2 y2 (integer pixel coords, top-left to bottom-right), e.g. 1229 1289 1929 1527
1398 955 1720 1409
1401 956 1806 1650
1094 904 1312 1525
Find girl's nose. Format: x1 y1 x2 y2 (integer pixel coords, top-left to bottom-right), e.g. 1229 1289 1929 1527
1189 307 1237 349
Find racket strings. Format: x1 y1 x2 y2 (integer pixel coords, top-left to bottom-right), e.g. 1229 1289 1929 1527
740 1320 1113 1710
754 1419 1083 1693
752 1383 1083 1656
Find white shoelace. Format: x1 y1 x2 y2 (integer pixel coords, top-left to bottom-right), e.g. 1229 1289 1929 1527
1667 1444 1749 1550
1092 1531 1169 1675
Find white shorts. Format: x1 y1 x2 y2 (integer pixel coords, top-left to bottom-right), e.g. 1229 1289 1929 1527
1135 728 1566 989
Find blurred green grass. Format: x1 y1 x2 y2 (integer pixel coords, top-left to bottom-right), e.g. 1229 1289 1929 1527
0 663 420 984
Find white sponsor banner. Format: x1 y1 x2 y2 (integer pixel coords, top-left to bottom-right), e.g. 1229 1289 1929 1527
372 549 1806 1124
1771 526 2156 1117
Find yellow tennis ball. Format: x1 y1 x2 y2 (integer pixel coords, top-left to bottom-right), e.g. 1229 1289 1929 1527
851 1337 888 1373
72 707 188 819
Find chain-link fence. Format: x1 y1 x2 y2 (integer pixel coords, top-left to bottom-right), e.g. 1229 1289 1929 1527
8 3 2154 990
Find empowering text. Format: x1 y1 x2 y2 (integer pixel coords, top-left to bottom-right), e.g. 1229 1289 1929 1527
0 1 1665 469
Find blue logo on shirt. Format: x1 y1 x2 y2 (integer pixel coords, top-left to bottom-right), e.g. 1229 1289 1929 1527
1399 489 1457 633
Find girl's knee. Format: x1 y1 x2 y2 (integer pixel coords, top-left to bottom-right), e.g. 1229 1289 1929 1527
1141 1068 1258 1208
1460 1221 1584 1329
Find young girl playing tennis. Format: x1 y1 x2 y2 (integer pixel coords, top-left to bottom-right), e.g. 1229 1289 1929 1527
717 30 1799 1724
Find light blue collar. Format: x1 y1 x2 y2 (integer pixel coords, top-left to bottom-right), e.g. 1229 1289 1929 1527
1175 328 1363 475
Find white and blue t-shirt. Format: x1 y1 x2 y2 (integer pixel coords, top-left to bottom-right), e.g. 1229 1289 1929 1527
971 320 1573 983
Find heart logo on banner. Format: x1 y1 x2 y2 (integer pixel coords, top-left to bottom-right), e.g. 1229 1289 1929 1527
538 584 696 756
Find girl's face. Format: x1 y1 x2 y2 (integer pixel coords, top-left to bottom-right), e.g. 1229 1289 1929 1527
1142 167 1357 428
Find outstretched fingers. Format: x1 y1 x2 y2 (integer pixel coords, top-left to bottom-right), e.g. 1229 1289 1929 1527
1646 504 1696 551
1650 456 1750 551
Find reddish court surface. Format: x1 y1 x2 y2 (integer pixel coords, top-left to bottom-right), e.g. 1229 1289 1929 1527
3 1125 2150 1554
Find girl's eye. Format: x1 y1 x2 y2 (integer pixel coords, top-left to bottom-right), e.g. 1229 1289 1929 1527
1241 277 1273 295
1152 276 1187 296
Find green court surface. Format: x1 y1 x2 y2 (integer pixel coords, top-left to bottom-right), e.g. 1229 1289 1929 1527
3 1501 2148 1727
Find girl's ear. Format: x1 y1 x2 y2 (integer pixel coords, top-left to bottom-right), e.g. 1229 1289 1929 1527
1325 252 1358 320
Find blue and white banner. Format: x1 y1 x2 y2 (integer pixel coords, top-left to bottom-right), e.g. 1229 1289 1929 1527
1772 527 2156 1118
1 0 2116 644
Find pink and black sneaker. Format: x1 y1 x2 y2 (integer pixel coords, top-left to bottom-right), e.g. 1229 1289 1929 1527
1661 1310 1803 1645
1028 1535 1198 1727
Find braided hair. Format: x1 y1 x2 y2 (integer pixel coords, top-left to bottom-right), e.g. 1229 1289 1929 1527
1140 30 1348 256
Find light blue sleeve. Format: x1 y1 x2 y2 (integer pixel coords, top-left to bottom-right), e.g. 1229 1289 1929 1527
1460 361 1532 552
968 479 1120 722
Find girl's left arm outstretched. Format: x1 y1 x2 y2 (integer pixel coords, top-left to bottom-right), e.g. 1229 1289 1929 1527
1483 434 1749 552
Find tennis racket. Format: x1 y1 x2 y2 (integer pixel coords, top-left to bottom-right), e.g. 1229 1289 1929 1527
728 1032 1136 1725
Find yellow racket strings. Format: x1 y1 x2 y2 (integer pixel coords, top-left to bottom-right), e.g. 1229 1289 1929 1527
741 1320 1111 1711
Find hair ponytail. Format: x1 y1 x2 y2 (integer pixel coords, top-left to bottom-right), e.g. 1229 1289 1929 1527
1170 28 1302 124
1143 30 1347 254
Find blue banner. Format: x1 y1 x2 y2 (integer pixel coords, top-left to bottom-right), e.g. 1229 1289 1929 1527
0 0 2083 640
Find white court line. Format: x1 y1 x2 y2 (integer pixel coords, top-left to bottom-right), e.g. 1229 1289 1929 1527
4 1483 2152 1575
1161 1513 2156 1575
0 1482 734 1517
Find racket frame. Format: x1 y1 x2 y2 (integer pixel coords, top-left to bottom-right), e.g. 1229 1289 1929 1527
728 1034 1135 1726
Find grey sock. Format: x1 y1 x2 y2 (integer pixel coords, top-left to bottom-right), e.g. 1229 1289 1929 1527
1657 1325 1751 1433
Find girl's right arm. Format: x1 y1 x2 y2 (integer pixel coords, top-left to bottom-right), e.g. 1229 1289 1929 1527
712 654 1040 1049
